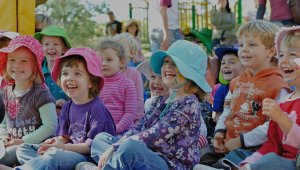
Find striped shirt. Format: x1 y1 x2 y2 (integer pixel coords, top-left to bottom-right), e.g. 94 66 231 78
100 71 137 134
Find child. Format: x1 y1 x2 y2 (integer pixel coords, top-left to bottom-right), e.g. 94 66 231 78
125 19 145 64
239 26 300 170
34 25 71 113
76 40 212 170
136 59 169 112
212 46 244 123
0 36 57 166
10 47 116 170
199 20 290 169
95 38 137 134
113 33 145 122
0 31 20 49
137 58 209 149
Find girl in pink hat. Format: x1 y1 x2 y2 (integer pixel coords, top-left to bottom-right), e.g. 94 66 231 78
9 47 116 170
0 35 57 167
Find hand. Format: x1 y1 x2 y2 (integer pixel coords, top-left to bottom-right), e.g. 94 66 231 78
98 147 114 169
5 139 23 147
38 138 55 155
213 132 225 154
262 98 284 123
39 137 65 152
224 137 241 152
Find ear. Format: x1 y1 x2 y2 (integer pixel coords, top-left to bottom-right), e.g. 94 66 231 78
268 47 277 59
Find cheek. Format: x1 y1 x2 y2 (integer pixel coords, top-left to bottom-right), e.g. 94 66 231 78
149 82 155 90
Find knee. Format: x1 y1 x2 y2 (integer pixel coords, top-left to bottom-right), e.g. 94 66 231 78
117 140 145 155
94 132 113 143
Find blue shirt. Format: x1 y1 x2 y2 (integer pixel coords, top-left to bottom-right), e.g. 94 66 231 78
212 84 229 113
42 60 68 101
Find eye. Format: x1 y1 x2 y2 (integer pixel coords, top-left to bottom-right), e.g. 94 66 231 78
61 71 68 76
278 53 284 59
22 59 28 63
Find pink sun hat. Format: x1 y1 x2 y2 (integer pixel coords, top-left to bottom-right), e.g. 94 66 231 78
275 26 300 58
0 35 45 83
51 47 104 91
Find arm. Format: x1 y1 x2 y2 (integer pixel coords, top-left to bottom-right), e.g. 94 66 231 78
256 0 267 19
135 71 145 121
116 80 137 134
240 121 269 148
22 103 58 144
215 90 232 132
0 115 8 139
160 4 170 50
283 122 300 149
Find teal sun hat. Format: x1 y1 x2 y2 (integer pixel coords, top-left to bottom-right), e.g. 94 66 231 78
150 40 212 93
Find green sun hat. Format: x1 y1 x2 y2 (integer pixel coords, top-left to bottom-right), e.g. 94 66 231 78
34 25 71 48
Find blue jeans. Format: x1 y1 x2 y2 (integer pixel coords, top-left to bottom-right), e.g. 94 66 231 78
0 145 18 166
250 152 296 170
91 132 169 170
15 143 93 170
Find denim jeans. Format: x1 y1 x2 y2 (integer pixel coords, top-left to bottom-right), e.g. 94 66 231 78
15 143 93 170
0 145 18 166
149 28 184 52
250 152 296 170
91 132 169 170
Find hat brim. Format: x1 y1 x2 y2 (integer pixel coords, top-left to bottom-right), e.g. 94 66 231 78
215 47 238 61
34 32 71 48
136 59 152 80
150 51 212 93
51 50 104 91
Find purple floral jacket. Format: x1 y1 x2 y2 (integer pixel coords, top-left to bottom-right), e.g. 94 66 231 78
123 95 202 170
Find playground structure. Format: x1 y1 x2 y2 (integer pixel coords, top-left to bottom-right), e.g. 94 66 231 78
0 0 47 35
129 0 242 53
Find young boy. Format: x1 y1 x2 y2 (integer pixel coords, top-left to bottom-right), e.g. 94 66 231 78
34 25 71 113
199 20 290 169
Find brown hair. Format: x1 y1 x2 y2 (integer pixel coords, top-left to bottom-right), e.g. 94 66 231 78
184 79 207 101
58 55 100 98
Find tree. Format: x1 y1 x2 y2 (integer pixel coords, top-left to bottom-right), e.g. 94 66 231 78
36 0 109 47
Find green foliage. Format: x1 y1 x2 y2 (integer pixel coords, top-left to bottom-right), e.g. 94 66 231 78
38 0 109 47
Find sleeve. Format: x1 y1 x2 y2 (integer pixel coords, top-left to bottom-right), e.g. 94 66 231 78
212 85 227 112
134 71 145 121
215 91 232 133
136 98 198 148
160 0 172 7
86 101 116 146
56 101 71 136
0 115 8 140
240 121 269 148
116 80 137 134
256 0 267 19
282 121 300 149
34 86 55 109
22 103 58 144
256 121 282 156
117 21 122 34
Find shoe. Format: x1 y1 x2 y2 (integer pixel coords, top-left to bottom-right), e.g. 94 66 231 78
75 162 98 170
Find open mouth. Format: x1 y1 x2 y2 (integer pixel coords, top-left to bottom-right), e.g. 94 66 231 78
222 70 232 76
282 68 294 74
164 71 176 78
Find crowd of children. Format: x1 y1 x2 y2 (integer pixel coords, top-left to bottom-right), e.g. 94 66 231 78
0 10 299 170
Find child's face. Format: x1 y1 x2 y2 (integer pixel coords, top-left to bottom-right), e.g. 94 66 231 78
220 54 244 81
101 48 122 77
278 44 300 86
60 62 92 104
161 56 186 89
238 34 275 75
127 24 137 36
41 36 67 62
7 47 35 84
149 71 169 96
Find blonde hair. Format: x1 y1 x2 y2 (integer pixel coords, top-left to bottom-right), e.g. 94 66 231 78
237 20 279 49
113 33 138 64
94 38 126 69
280 30 300 50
